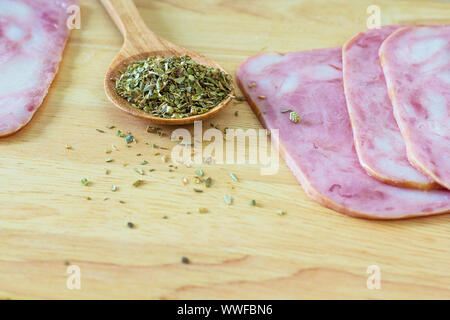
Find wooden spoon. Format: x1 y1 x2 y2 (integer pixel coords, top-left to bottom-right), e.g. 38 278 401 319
100 0 234 125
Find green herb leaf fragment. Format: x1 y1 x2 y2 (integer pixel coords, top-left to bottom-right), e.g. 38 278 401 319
125 132 135 144
181 256 190 264
132 180 144 187
229 172 239 182
289 111 301 123
224 194 232 205
134 167 145 175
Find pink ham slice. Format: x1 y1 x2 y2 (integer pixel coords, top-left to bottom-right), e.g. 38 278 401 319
0 0 75 137
343 26 436 190
380 26 450 190
236 48 450 219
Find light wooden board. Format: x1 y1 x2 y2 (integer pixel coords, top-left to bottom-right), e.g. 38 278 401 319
0 0 449 299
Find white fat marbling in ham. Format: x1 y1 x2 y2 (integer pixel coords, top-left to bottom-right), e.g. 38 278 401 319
236 48 450 219
342 26 435 189
380 26 450 190
0 0 75 137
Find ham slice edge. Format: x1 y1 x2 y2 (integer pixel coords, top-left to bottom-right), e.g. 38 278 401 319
342 25 437 190
379 25 450 190
236 48 450 219
0 0 76 137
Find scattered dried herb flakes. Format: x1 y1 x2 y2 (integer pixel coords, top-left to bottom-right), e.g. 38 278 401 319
205 177 212 188
96 129 105 133
65 145 72 150
140 160 148 165
105 158 114 163
127 222 135 228
115 56 233 119
193 188 203 193
111 185 118 192
277 210 287 216
249 199 256 206
81 178 89 186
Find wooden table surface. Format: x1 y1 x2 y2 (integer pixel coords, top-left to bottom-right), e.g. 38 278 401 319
1 0 449 299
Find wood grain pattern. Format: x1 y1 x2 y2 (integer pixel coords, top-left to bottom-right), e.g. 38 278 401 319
0 0 449 299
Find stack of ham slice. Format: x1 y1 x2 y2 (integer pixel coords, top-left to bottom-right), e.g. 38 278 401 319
236 25 450 219
0 0 76 137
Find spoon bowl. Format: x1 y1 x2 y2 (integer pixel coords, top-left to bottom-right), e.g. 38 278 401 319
101 0 234 125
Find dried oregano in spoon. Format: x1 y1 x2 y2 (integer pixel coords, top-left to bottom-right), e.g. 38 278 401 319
115 56 233 119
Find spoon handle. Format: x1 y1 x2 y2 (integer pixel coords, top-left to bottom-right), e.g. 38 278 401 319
100 0 160 43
